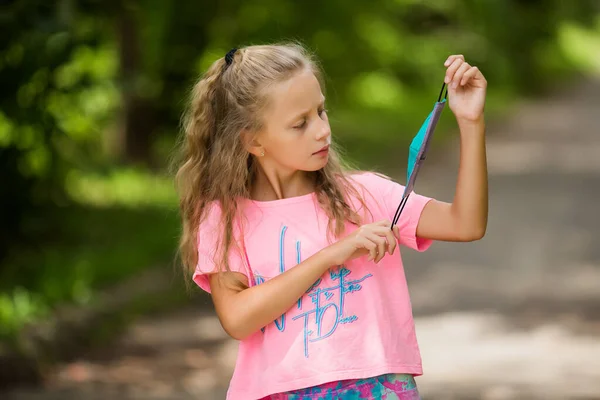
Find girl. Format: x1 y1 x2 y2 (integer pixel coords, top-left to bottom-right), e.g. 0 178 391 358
175 43 488 399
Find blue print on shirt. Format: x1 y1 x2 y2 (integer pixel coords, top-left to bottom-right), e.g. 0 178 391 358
292 266 372 357
255 225 373 358
272 225 288 332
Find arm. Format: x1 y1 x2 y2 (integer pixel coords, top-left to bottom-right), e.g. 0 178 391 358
209 220 397 340
209 246 335 340
416 55 488 242
417 118 488 241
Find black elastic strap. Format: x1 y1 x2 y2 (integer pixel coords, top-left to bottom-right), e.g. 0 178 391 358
437 82 448 102
392 193 411 228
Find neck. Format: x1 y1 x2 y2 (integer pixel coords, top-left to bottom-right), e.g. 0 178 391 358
250 165 315 202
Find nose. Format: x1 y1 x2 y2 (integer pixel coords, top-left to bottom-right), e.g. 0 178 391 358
316 118 331 142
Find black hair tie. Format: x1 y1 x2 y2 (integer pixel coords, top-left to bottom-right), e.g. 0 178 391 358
225 48 238 67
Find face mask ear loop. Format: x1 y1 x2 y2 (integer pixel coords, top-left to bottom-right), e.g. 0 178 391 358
438 82 448 103
392 195 409 228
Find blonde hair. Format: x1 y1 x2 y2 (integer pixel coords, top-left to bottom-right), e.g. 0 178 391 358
174 42 372 289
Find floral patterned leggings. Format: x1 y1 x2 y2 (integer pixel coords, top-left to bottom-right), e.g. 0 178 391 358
260 373 421 400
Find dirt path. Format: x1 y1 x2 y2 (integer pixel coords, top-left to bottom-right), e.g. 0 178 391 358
5 78 600 400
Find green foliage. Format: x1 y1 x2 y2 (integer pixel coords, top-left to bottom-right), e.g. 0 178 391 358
65 167 177 207
0 199 180 342
0 287 48 340
0 2 120 267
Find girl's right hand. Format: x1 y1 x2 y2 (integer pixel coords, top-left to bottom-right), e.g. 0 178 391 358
328 219 400 266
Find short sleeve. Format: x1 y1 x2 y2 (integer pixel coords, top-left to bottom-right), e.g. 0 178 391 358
192 202 251 293
355 172 434 252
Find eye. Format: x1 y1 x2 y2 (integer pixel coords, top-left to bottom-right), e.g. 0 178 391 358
293 119 307 130
318 108 328 118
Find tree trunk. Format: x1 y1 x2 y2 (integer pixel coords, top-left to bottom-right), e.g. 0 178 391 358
116 4 155 165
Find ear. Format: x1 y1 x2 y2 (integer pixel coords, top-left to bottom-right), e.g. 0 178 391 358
241 129 264 157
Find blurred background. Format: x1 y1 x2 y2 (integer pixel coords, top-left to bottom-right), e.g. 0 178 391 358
1 0 600 399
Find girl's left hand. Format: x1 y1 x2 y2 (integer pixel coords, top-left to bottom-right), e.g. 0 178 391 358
444 55 487 123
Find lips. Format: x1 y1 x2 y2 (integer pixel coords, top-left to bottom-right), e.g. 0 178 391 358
313 145 329 154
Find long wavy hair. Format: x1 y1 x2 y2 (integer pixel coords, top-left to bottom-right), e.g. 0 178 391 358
174 42 374 289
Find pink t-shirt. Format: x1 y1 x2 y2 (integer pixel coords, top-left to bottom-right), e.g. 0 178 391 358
193 172 433 400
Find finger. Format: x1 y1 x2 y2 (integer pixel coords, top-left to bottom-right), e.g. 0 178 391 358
375 219 392 227
451 62 470 88
371 225 397 255
364 232 387 263
360 237 378 261
353 248 370 259
460 66 479 86
444 54 464 67
355 230 374 261
445 58 463 84
376 235 387 262
393 225 400 240
367 232 386 263
384 228 397 255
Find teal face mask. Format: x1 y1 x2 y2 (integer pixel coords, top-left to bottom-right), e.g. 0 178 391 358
392 82 448 228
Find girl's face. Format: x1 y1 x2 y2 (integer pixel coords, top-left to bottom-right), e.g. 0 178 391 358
254 68 331 173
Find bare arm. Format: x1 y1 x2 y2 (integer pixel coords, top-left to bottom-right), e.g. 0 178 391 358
415 54 488 242
209 220 397 340
209 246 335 340
417 118 488 241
